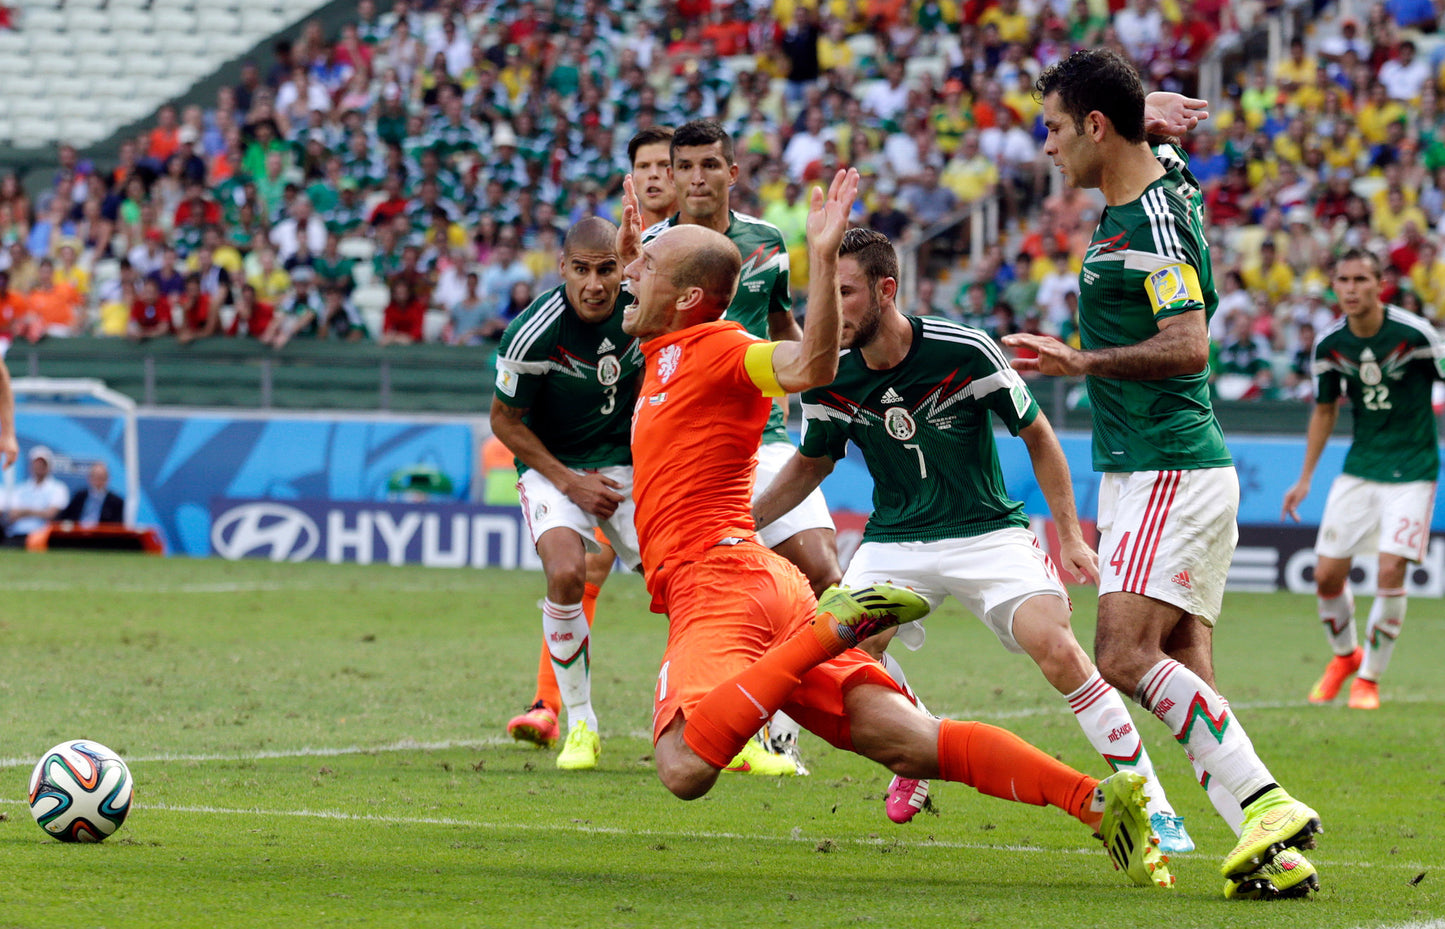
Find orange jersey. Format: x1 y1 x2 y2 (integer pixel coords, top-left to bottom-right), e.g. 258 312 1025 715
632 320 783 606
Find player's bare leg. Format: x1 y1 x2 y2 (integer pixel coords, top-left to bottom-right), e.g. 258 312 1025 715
534 527 599 769
1097 592 1320 886
1013 594 1188 850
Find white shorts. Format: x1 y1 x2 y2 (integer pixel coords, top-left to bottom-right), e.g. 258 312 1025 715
841 527 1068 654
752 440 835 549
1096 467 1238 626
517 465 642 571
1316 474 1437 562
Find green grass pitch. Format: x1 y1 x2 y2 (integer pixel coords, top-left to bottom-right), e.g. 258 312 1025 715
0 552 1440 928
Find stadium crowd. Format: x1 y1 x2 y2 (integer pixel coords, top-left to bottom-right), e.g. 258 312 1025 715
0 0 1441 401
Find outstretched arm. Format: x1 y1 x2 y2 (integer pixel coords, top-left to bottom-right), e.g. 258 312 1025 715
1144 92 1209 140
616 174 644 268
1003 310 1209 381
771 168 859 393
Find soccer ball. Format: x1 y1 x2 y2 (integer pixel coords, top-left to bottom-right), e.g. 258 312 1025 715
28 740 134 842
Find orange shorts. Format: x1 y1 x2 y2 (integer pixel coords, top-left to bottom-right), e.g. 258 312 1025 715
650 541 906 752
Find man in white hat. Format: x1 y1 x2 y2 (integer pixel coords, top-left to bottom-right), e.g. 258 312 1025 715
3 445 68 546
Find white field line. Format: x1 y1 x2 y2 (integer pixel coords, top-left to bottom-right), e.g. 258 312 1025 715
0 796 1433 874
2 692 1441 770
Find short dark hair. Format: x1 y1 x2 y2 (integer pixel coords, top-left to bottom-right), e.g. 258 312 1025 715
562 216 618 256
1035 48 1146 144
838 228 898 287
1334 247 1382 277
628 125 675 164
671 119 734 165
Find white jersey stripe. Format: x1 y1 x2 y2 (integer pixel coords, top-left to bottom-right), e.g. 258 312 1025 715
502 292 567 362
920 319 1013 371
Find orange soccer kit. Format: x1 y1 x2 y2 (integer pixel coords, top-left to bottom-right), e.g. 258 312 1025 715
629 319 1100 822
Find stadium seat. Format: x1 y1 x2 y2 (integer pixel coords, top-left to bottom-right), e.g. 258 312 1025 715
107 9 153 34
195 9 241 34
27 32 75 58
153 12 200 34
123 53 170 78
12 117 58 148
208 33 258 59
423 310 448 344
9 97 53 120
49 78 95 103
19 7 66 32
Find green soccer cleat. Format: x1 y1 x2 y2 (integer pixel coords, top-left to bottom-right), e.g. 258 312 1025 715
723 734 805 777
1097 772 1175 889
1221 788 1322 878
817 583 930 646
555 721 600 771
1224 848 1319 900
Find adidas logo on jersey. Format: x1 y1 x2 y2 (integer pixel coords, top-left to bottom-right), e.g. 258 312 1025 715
1171 570 1192 590
597 338 615 353
880 387 905 405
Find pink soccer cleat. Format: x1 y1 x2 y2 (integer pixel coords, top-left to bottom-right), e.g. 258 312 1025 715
886 776 931 823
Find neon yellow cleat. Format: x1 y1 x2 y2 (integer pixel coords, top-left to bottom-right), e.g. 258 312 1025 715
555 721 600 771
1097 772 1174 889
817 583 930 646
1224 848 1319 900
1221 788 1321 878
724 734 804 776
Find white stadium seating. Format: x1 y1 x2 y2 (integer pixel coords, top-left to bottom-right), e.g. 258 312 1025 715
4 0 333 149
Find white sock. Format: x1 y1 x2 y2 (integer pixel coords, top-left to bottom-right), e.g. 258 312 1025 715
1360 590 1407 682
767 710 800 746
542 598 595 732
878 650 931 716
1187 747 1244 836
1066 671 1171 817
1318 588 1357 656
1135 659 1274 804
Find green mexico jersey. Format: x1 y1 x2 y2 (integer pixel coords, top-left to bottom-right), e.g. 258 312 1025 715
1078 143 1231 472
1313 305 1445 482
799 316 1035 543
494 285 644 474
642 209 793 443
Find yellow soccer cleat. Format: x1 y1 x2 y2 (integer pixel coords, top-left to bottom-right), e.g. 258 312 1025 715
1224 848 1320 900
1222 788 1321 878
817 583 930 646
724 734 804 777
555 721 600 771
1097 772 1175 889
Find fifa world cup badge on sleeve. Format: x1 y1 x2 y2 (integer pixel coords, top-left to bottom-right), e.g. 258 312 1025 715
1146 263 1201 315
496 366 518 397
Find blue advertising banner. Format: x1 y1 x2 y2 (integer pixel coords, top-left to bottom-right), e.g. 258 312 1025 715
14 410 475 555
209 497 539 569
816 432 1445 530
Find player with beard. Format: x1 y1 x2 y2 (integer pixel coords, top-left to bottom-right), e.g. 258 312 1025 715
619 170 1168 891
751 229 1190 854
